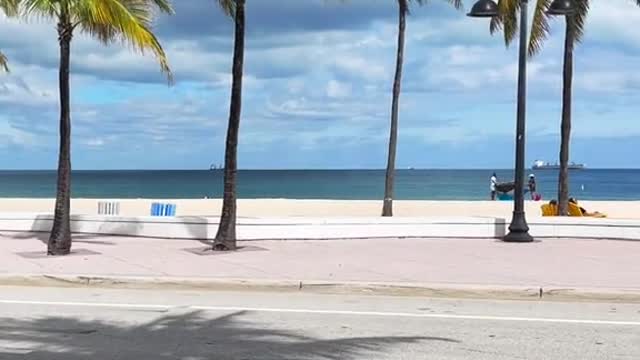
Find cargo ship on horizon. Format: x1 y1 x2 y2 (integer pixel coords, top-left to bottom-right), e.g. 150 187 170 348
532 160 585 170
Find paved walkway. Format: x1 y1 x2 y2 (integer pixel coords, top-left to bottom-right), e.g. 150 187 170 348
1 232 639 296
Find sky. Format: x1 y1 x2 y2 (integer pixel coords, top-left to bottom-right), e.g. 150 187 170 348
1 0 640 170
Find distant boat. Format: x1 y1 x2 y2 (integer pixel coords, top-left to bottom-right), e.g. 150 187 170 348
210 163 223 170
532 160 585 170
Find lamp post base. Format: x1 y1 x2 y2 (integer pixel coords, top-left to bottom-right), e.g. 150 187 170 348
503 210 534 242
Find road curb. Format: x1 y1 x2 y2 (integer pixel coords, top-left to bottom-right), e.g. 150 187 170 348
0 274 302 292
0 274 639 303
298 281 541 300
541 287 640 303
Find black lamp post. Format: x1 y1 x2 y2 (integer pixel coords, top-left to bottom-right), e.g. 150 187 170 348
468 0 532 242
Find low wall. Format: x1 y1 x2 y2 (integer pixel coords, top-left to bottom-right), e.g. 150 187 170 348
1 213 639 241
1 199 639 219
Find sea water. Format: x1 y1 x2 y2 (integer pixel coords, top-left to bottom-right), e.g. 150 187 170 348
0 169 638 200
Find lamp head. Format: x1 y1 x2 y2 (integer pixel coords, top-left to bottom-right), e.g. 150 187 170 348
547 0 575 16
467 0 499 18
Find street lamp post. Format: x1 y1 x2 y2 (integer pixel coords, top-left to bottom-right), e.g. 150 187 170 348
468 0 533 242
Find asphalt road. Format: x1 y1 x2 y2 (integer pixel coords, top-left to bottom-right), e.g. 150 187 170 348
0 286 639 359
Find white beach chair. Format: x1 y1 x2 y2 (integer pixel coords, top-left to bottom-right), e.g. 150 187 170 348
98 201 120 216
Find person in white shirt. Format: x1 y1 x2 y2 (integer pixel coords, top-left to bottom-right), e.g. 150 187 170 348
528 174 537 200
490 173 497 200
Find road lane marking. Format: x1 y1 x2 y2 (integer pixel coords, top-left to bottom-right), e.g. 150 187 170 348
0 299 171 310
190 306 640 326
1 299 639 326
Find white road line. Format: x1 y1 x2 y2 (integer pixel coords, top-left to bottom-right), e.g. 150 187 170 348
0 299 171 310
1 299 639 326
191 306 640 326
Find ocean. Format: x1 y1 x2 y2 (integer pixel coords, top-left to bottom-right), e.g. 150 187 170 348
0 169 638 200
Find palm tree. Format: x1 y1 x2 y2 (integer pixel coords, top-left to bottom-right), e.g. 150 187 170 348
213 0 245 251
20 0 173 255
382 0 462 217
492 0 637 215
528 0 586 216
0 0 18 72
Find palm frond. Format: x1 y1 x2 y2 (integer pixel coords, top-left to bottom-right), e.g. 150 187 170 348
20 0 60 18
216 0 235 17
490 0 520 47
72 0 173 83
149 0 174 14
438 0 463 10
0 0 19 72
0 0 19 16
528 0 551 56
571 0 589 44
0 51 8 72
490 0 590 56
20 0 172 82
527 0 589 56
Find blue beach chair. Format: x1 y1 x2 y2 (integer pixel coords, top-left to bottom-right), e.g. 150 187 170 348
151 202 176 216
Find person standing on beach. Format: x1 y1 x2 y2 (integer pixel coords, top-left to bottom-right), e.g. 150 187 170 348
490 173 497 200
528 174 537 200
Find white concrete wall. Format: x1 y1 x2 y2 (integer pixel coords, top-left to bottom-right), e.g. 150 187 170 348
0 213 638 241
1 198 638 219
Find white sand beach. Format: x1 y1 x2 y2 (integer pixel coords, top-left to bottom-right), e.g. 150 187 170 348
0 198 638 219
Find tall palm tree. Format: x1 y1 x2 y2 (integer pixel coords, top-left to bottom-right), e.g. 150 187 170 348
382 0 462 217
213 0 245 251
528 0 587 216
20 0 173 255
0 0 18 72
492 0 638 215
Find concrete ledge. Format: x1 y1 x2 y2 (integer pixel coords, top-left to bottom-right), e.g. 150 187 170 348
1 274 639 303
1 213 640 240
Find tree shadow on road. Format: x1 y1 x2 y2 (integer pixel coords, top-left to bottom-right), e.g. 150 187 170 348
0 310 459 359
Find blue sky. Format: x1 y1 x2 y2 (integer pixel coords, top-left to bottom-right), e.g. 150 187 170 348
1 0 640 169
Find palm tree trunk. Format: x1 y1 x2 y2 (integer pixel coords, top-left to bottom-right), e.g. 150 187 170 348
557 18 574 216
48 18 73 256
382 0 407 217
214 0 245 251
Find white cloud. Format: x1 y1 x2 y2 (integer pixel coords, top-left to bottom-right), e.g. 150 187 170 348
326 80 352 98
0 119 38 147
85 138 105 147
586 1 640 47
332 56 388 81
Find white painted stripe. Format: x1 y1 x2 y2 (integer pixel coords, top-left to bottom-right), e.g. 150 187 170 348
1 299 638 326
191 306 640 326
0 299 171 310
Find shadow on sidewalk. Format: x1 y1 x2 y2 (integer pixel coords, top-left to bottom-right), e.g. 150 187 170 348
0 310 458 359
0 232 116 246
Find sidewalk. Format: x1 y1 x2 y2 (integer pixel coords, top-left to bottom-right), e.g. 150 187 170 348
1 232 639 301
